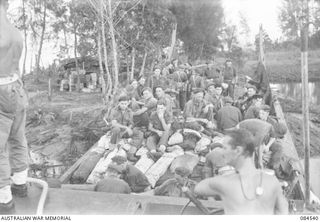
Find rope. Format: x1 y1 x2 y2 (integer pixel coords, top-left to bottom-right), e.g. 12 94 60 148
237 170 263 201
27 177 49 215
180 199 192 215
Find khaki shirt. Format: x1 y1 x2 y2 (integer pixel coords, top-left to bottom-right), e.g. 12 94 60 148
149 111 173 131
183 99 213 121
204 93 223 112
109 107 133 126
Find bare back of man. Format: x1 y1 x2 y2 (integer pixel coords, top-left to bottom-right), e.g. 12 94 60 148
194 129 288 215
0 4 23 76
205 170 287 214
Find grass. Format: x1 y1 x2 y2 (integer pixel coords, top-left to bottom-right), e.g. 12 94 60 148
264 49 320 83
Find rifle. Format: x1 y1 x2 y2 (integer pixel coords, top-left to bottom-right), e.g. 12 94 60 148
181 187 224 215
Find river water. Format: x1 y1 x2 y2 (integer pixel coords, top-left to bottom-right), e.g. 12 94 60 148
270 82 320 105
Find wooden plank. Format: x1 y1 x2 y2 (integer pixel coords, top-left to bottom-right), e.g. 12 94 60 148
59 142 103 184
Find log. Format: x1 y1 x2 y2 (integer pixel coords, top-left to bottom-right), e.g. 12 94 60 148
70 151 105 184
139 52 147 77
59 142 104 184
86 148 126 184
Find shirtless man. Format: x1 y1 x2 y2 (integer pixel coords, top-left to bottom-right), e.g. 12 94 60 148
0 0 29 214
194 129 288 215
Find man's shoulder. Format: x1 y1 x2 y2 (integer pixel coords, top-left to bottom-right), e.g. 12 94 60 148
261 172 282 192
110 106 119 112
109 107 120 116
262 172 280 184
229 105 241 111
157 178 177 189
148 97 158 103
240 118 272 127
145 97 157 106
206 173 238 189
220 105 238 112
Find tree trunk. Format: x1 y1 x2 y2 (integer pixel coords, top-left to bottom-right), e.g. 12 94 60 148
48 67 52 101
130 47 135 81
35 0 47 83
73 23 80 92
22 0 28 77
168 22 177 61
126 52 130 84
199 43 204 60
30 55 33 74
97 21 107 102
139 51 147 77
100 1 112 98
63 27 69 58
107 0 119 93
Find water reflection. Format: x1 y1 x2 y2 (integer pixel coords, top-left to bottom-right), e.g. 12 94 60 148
270 82 320 105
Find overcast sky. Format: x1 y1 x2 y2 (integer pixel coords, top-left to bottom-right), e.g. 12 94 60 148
223 0 283 44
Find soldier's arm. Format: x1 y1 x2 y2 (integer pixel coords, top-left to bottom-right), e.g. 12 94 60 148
194 178 221 197
148 122 161 134
133 107 148 116
109 109 131 130
111 120 129 130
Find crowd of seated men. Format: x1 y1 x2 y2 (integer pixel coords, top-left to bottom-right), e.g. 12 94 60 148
96 59 289 198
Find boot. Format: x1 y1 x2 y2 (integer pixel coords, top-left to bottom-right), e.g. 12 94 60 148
11 169 28 198
127 152 138 162
0 200 15 215
11 184 28 198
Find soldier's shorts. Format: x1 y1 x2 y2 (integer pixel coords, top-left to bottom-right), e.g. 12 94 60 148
0 80 28 188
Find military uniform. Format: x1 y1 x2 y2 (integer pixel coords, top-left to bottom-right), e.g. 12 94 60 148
108 106 143 149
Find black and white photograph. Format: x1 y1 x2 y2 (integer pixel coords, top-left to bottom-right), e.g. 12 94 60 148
0 0 320 217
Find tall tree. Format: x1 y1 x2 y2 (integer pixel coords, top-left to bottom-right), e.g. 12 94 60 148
239 12 251 44
221 22 238 53
278 0 320 40
168 0 224 59
279 0 301 40
35 0 48 82
22 0 28 76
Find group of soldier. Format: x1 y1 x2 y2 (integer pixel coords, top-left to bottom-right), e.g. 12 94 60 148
98 56 289 214
0 0 290 214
